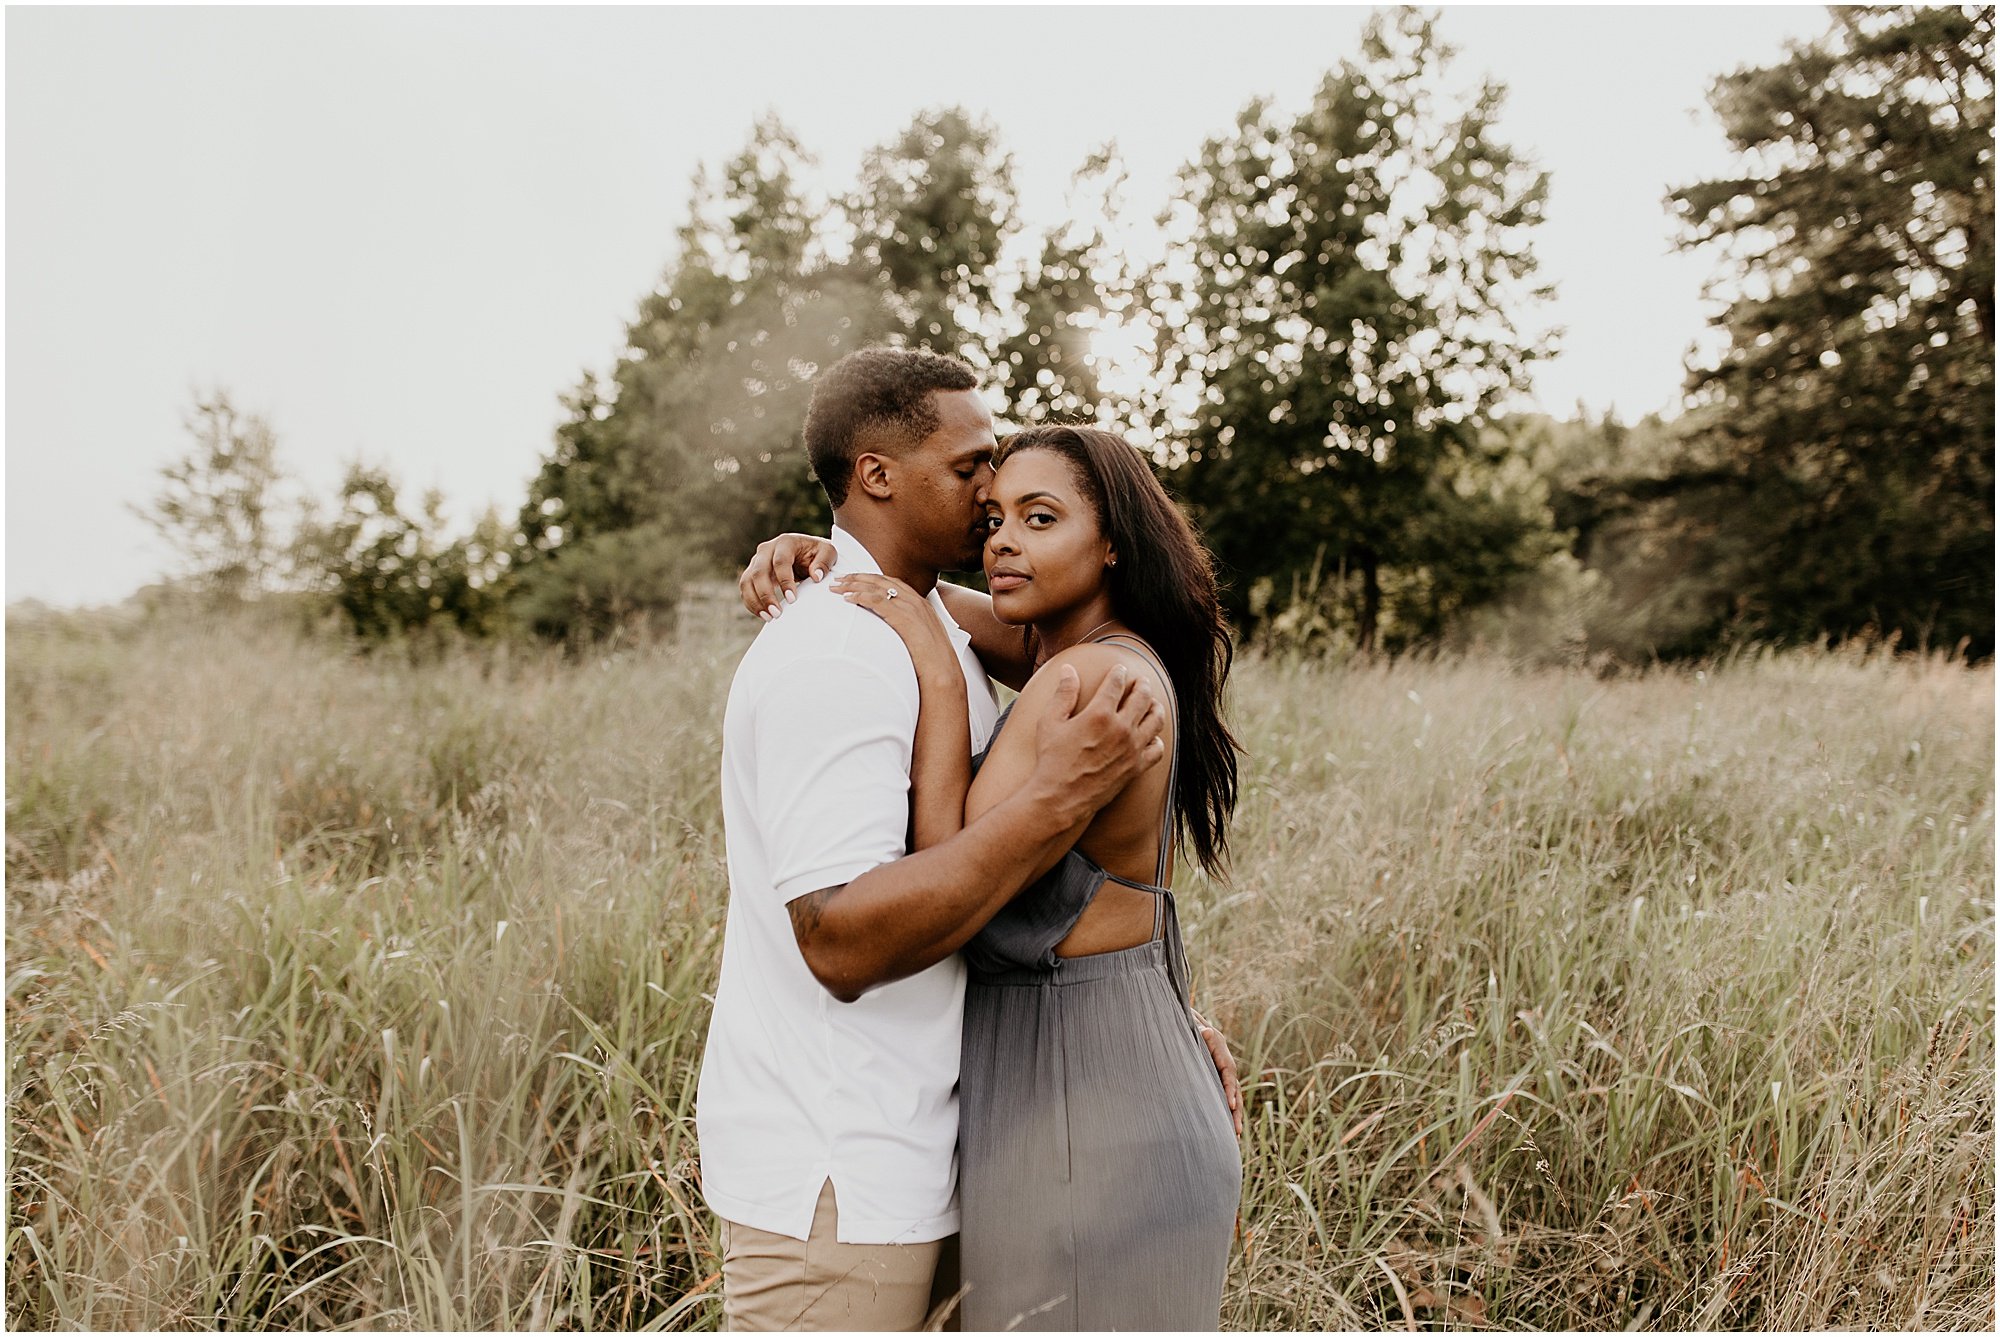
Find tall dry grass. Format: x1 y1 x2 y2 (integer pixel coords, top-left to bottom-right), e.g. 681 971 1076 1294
6 595 1992 1329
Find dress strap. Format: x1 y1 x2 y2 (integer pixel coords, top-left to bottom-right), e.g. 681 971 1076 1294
1090 633 1178 889
1083 634 1202 1031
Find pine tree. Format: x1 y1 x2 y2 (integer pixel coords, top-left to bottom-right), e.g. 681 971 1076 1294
1666 4 1994 654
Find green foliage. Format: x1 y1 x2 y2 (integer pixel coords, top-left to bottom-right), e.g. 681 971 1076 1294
846 108 1021 367
133 391 287 602
1158 10 1557 651
511 109 1020 634
508 521 688 648
515 120 858 598
1664 4 1995 655
298 464 510 643
511 66 1574 655
1484 410 1734 662
991 149 1141 428
135 17 1990 666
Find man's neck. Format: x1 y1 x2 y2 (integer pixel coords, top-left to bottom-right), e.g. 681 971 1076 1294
833 510 940 596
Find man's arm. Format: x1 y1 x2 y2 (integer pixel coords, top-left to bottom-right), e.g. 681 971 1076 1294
783 663 1162 1003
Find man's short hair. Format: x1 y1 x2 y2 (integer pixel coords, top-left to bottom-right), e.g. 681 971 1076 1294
803 348 978 507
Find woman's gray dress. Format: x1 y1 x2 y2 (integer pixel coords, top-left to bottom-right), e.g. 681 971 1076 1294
958 634 1241 1331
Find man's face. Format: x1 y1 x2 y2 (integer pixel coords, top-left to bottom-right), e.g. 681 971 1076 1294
893 388 998 572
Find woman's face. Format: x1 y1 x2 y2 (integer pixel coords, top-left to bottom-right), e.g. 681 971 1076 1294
980 448 1115 625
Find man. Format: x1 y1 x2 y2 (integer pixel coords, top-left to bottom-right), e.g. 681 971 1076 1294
695 348 1171 1330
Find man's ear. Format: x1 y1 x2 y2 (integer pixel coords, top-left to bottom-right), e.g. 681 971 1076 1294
853 452 894 502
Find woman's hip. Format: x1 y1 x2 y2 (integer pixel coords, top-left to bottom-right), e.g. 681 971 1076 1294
960 947 1238 1160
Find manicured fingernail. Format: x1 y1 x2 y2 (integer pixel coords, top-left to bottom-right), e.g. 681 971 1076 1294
758 610 771 622
784 589 796 604
767 604 781 619
811 568 826 581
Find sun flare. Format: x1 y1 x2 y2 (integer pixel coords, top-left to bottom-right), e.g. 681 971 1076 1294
1084 317 1157 405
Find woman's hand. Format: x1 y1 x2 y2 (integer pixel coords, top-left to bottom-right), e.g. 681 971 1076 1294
1191 1008 1245 1137
832 574 963 686
739 533 839 620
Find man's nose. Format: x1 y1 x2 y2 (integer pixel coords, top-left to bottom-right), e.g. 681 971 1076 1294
973 465 994 504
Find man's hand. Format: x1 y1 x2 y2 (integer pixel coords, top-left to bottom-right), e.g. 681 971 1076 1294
740 533 839 620
1028 662 1167 828
1192 1010 1245 1137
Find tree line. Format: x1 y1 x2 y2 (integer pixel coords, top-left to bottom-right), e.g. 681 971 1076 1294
140 6 1993 660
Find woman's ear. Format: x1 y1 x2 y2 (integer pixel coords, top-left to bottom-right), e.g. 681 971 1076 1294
1106 546 1120 570
853 452 894 501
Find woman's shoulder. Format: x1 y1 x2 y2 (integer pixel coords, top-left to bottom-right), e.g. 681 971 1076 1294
1010 637 1169 725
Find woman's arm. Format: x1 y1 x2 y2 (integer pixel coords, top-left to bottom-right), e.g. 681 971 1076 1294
966 642 1170 883
833 573 972 852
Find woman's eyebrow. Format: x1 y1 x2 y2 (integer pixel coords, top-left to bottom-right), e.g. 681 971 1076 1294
1011 490 1061 506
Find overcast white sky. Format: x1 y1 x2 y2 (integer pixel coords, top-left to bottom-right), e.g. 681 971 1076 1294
6 4 1832 607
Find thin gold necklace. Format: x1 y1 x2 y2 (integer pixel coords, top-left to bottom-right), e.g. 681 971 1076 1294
1037 617 1122 666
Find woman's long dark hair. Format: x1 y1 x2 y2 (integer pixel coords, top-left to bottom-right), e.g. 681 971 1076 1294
996 425 1243 879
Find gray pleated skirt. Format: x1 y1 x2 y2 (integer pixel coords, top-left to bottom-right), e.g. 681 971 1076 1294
958 938 1241 1331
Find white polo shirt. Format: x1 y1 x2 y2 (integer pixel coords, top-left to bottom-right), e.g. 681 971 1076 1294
696 526 1000 1244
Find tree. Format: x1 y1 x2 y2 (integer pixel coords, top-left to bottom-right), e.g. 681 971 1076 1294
1481 408 1725 661
1158 9 1556 651
135 390 287 601
1666 4 1994 655
507 520 686 647
511 118 879 642
846 107 1021 367
993 148 1150 429
510 109 1025 642
298 463 503 642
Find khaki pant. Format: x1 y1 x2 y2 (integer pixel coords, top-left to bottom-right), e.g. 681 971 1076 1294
720 1180 960 1331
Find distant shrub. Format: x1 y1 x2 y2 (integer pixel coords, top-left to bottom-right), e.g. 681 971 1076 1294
294 464 515 646
506 521 687 648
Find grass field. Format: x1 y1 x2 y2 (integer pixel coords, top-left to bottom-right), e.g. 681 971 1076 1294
6 594 1993 1330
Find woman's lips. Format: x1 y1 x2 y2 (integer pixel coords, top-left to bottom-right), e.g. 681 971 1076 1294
988 571 1030 592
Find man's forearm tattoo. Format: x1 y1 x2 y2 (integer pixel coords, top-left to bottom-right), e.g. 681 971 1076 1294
788 887 835 943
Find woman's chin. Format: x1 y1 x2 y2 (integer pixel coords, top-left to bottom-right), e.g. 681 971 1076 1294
988 588 1034 625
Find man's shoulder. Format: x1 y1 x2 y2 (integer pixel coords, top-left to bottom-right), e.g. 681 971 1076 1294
736 584 918 691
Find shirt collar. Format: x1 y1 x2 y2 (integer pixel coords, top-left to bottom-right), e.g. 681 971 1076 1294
828 524 883 577
827 524 974 653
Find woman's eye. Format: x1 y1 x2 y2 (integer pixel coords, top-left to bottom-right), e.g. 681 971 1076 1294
1027 512 1056 527
980 515 1001 532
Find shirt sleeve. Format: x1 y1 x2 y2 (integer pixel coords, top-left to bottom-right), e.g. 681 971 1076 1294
753 651 918 904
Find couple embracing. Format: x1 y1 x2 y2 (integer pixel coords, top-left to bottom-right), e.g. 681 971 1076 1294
695 348 1245 1331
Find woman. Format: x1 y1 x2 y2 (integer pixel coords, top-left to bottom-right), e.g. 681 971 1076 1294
751 426 1243 1331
